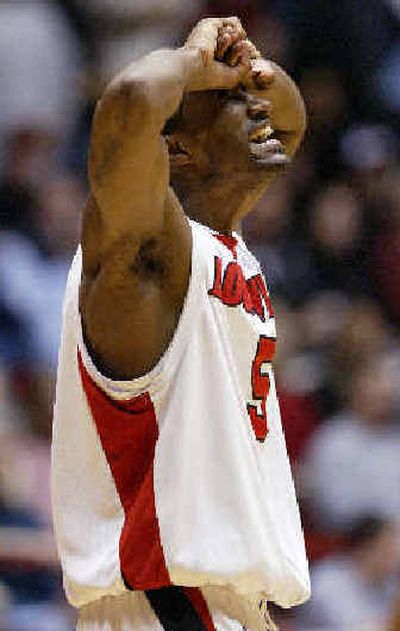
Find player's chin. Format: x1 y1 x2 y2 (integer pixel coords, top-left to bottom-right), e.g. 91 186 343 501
248 140 291 172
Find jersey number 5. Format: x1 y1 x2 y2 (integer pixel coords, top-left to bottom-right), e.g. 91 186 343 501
247 336 276 442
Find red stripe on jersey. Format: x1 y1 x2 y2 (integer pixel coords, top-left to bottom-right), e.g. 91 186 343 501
77 350 171 590
183 587 216 631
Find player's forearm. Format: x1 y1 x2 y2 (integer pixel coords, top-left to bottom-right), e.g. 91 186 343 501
99 47 211 134
248 61 306 157
269 63 306 132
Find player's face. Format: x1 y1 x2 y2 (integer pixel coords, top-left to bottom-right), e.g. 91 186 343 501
165 91 288 188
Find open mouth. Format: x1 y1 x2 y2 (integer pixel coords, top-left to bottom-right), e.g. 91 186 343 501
248 122 289 168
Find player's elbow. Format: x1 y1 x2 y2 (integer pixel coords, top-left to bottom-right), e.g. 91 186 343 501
284 101 307 158
296 96 307 142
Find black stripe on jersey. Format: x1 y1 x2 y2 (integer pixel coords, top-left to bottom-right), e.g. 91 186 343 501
145 586 209 631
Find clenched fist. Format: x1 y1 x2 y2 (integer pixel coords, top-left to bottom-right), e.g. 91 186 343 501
183 17 272 92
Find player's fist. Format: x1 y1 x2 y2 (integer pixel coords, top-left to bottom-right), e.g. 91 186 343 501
185 17 245 65
183 17 251 91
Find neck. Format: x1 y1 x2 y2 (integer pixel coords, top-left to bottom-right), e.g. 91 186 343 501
175 174 269 234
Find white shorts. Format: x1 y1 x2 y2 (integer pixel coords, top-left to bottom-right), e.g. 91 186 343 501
76 586 278 631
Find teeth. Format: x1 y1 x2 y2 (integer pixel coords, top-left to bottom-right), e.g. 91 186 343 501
249 123 274 143
250 139 284 159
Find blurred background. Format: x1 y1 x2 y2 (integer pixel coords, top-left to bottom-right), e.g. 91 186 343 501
0 0 399 629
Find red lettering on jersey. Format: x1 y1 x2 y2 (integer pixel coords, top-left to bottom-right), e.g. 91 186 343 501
244 276 265 321
247 336 276 442
255 274 275 318
209 256 224 300
208 256 273 322
222 261 245 306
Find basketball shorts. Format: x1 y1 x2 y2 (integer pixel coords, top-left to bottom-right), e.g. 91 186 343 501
76 585 278 631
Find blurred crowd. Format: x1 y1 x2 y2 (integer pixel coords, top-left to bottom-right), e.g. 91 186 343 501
0 1 399 629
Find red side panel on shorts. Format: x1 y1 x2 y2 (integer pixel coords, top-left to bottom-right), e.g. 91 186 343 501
78 350 171 590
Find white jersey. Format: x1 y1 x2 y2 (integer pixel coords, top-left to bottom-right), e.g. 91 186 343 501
52 220 310 611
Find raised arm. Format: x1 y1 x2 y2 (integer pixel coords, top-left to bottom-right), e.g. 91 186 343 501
84 18 251 267
80 18 255 378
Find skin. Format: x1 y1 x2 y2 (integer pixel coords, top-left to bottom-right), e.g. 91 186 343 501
80 17 306 379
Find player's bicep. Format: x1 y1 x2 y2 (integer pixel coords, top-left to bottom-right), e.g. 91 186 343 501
88 83 170 242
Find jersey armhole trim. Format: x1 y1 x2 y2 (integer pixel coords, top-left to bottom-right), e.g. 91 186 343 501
77 220 203 400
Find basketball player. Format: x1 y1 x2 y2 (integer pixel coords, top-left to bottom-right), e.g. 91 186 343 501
52 17 310 631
